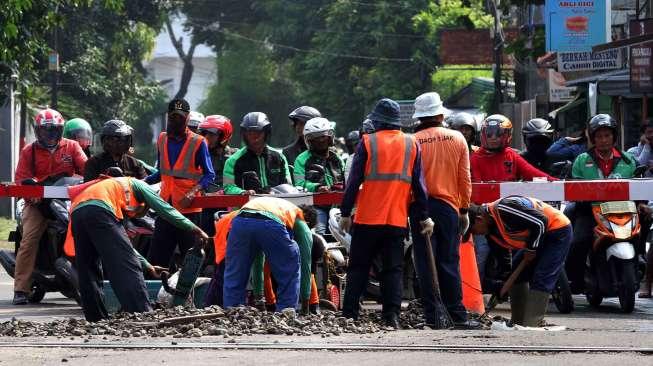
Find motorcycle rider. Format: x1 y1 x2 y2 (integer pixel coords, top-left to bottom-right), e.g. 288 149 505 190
344 119 375 179
196 115 236 236
223 112 292 195
67 176 208 321
448 112 479 153
465 196 572 327
471 114 555 182
84 119 147 181
63 118 93 157
12 108 87 305
145 98 216 268
339 98 433 329
567 114 651 293
293 117 345 235
410 92 480 329
187 111 205 133
470 114 554 297
344 130 361 156
223 197 314 312
282 106 322 171
521 118 555 174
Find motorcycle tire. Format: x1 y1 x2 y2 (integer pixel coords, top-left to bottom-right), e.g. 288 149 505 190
28 286 46 303
618 259 637 313
552 270 574 314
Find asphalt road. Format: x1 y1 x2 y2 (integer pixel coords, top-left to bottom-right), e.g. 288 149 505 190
1 267 653 365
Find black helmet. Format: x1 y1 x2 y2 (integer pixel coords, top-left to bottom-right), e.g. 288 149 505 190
588 114 618 142
101 119 133 137
448 112 477 134
241 112 271 141
344 130 361 154
522 118 553 138
288 106 321 124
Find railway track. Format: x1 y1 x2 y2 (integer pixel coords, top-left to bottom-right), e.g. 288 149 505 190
0 341 651 354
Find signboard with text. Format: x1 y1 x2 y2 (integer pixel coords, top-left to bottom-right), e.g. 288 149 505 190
549 69 577 103
546 1 612 52
557 49 622 72
630 42 653 93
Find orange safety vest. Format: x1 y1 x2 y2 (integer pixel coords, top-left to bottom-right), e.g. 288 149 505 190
213 211 238 264
354 130 417 228
487 197 570 250
157 131 204 214
63 177 145 257
241 196 304 230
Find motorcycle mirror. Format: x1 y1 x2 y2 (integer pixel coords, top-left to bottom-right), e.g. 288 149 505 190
105 167 124 177
307 164 326 174
21 178 38 186
634 165 648 178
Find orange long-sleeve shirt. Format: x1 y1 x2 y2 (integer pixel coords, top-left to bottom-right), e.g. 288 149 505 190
414 127 471 211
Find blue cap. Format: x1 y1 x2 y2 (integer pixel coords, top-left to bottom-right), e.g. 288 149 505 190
367 98 401 126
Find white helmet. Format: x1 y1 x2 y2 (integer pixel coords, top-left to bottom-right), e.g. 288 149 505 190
303 117 335 149
413 92 447 119
188 111 205 129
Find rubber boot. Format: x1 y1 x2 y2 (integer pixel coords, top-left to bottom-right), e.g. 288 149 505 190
522 290 550 327
509 282 529 325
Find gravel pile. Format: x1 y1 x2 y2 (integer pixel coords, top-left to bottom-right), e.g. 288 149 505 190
0 300 497 338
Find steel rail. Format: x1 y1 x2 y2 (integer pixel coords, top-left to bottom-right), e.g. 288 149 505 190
0 341 651 354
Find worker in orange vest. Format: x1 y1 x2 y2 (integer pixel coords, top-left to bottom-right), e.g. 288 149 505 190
410 92 481 329
67 177 208 322
465 196 572 327
145 99 215 268
339 98 433 329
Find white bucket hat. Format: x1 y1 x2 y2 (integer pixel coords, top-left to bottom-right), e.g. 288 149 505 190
413 92 447 119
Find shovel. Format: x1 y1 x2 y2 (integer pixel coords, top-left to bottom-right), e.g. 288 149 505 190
422 233 454 329
481 252 534 318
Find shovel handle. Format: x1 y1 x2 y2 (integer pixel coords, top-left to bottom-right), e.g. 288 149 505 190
499 253 534 298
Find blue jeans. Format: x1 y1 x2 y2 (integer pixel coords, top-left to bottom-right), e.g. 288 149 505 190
314 207 329 236
513 225 573 293
223 215 300 310
473 234 490 283
410 198 467 323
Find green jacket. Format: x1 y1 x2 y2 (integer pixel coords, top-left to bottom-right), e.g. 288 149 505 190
572 148 636 179
223 146 291 195
293 149 345 192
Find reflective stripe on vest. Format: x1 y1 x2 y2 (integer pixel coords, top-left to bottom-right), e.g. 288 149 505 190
158 133 203 180
367 133 413 183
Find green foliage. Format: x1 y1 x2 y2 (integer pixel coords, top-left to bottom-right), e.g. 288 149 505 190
431 65 492 101
505 27 546 62
199 42 298 148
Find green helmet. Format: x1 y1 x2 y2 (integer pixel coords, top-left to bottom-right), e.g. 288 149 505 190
63 118 93 149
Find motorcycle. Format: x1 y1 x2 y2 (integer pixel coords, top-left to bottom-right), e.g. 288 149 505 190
585 200 644 313
327 207 418 302
0 176 81 303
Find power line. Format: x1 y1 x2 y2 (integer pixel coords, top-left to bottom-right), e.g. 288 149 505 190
214 28 414 62
183 18 426 39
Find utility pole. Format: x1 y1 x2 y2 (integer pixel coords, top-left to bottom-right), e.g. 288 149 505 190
490 0 504 111
49 5 60 109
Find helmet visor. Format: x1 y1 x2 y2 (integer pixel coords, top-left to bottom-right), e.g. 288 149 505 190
69 129 93 148
37 125 63 148
482 123 508 139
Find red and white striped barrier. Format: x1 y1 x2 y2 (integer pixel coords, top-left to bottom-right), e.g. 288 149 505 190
1 180 653 206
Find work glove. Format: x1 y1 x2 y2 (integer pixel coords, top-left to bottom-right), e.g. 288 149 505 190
339 216 352 233
458 213 470 236
419 218 435 237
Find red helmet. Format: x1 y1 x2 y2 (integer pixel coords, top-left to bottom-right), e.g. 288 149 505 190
199 115 233 145
34 108 65 148
480 114 513 152
35 108 65 127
